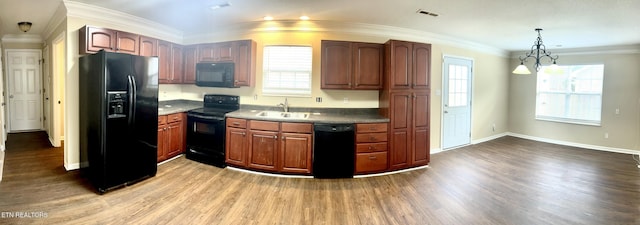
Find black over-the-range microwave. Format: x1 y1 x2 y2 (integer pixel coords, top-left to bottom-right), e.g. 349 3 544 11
195 62 236 88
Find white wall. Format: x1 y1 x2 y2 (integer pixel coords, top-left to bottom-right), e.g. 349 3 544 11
508 49 640 152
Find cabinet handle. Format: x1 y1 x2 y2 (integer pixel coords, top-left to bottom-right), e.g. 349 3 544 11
368 146 373 150
282 136 285 140
274 135 278 139
369 136 376 141
242 132 246 136
348 82 351 87
368 156 377 160
233 122 240 125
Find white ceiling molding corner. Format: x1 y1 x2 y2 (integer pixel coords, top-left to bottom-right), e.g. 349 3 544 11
184 20 509 57
64 0 184 43
1 34 43 44
42 1 68 41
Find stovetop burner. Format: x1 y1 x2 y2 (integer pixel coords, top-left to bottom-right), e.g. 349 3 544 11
188 94 240 117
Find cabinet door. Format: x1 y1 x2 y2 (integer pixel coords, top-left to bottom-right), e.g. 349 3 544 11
388 40 412 90
321 41 352 89
166 121 184 159
171 44 184 83
198 44 216 62
280 133 312 174
353 43 383 90
84 26 116 53
248 130 279 171
157 125 167 162
139 36 157 57
390 92 411 130
412 43 431 89
234 40 254 87
183 46 198 84
115 32 139 55
226 127 248 167
217 42 235 61
389 129 409 170
412 92 430 165
157 41 171 84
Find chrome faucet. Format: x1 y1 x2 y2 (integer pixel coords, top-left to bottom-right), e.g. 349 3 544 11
277 98 289 112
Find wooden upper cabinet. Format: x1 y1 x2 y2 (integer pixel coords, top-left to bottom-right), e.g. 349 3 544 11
198 42 235 62
139 36 158 57
157 40 171 84
321 41 352 89
321 40 383 90
353 43 383 89
183 45 198 84
115 31 139 55
80 26 116 54
79 26 139 55
171 44 184 83
233 40 256 87
412 43 431 90
386 40 431 90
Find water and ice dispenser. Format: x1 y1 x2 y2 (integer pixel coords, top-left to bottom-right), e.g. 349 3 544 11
107 91 127 119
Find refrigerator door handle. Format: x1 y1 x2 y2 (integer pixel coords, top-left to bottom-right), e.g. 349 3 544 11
127 75 137 126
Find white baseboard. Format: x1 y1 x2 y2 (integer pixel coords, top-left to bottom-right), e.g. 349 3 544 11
507 132 640 155
65 163 80 171
471 132 509 145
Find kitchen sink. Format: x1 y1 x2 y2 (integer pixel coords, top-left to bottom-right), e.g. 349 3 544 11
256 111 309 119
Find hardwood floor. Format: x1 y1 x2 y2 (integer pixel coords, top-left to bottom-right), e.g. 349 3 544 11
0 132 639 224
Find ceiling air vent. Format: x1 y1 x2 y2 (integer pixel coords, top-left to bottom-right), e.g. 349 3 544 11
416 9 439 17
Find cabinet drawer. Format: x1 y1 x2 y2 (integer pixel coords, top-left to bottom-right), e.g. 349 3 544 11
158 115 167 125
356 143 388 153
167 113 183 123
355 152 388 173
227 118 247 128
356 133 388 143
356 123 388 133
280 122 312 133
249 120 279 131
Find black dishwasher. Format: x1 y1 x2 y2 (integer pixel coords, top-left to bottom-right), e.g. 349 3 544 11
313 123 355 178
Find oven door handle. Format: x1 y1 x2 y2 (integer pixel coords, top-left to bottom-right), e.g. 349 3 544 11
188 113 226 121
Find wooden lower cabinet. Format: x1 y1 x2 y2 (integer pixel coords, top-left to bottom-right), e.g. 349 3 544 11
355 123 389 174
248 129 279 171
157 113 185 162
226 118 312 174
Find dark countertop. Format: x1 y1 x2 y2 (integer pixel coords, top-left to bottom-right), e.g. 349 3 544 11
226 106 389 124
158 99 202 115
158 100 389 123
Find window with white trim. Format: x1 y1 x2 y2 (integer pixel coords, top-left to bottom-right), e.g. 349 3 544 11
535 64 604 125
262 46 312 96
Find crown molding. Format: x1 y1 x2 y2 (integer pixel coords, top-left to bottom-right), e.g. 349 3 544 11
509 44 640 58
63 0 183 43
1 34 43 44
185 20 510 57
42 1 68 41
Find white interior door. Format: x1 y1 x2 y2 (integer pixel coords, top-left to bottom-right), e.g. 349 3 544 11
442 56 472 149
6 50 43 132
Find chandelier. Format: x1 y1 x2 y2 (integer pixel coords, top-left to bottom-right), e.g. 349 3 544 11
512 28 559 74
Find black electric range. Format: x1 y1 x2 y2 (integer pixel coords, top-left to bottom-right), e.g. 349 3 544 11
185 94 239 167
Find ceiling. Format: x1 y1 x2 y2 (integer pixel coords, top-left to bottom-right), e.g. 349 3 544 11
0 0 639 51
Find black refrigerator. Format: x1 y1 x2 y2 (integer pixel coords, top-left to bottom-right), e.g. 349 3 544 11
79 50 159 194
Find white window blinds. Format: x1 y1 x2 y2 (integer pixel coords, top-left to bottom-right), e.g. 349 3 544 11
262 46 312 96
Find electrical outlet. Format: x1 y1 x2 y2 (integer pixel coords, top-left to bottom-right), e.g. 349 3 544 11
343 97 349 104
316 97 322 102
615 108 620 114
492 124 496 132
604 133 609 139
253 94 258 100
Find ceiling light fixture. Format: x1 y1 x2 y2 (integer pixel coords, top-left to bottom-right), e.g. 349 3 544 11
210 2 231 10
18 21 32 32
512 28 559 74
299 16 310 21
263 16 274 21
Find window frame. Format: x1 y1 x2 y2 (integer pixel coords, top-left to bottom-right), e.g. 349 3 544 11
534 64 605 126
261 45 313 97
